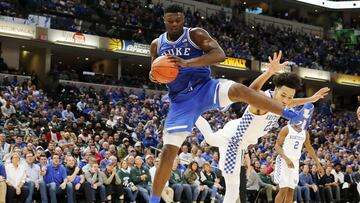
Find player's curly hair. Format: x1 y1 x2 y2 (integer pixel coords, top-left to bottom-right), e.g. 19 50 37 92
272 72 302 90
164 4 184 14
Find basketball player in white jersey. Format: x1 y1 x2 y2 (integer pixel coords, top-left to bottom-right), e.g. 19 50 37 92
195 52 330 202
274 103 322 203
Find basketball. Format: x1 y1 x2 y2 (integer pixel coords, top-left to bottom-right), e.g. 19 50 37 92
150 55 179 84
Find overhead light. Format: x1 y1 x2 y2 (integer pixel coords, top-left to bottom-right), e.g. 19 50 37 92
21 45 25 48
139 64 142 67
85 57 89 61
315 9 318 12
251 26 255 29
221 75 225 78
77 57 80 60
59 61 62 64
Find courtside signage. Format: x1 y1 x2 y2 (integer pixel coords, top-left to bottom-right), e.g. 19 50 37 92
218 57 247 69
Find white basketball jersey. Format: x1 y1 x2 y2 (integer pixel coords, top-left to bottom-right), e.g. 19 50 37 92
221 90 280 148
282 125 306 160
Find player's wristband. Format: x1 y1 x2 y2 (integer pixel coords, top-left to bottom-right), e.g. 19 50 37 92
281 108 297 120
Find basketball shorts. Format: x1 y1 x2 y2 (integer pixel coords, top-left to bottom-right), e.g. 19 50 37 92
163 79 235 147
273 155 299 189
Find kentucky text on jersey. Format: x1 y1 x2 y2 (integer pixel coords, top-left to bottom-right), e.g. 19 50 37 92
289 134 305 141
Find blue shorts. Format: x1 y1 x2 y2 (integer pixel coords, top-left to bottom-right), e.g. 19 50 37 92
165 79 222 134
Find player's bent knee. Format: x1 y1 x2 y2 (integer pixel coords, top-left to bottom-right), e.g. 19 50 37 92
163 131 189 148
218 79 236 107
227 83 248 103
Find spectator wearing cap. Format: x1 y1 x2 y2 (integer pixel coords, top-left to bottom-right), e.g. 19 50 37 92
150 157 174 203
144 154 154 170
65 156 91 203
24 152 47 203
343 165 360 202
5 153 27 202
134 142 144 157
42 154 74 203
117 138 130 160
102 160 124 202
130 156 151 202
319 166 340 202
85 163 106 202
0 162 6 203
118 160 138 203
142 129 159 148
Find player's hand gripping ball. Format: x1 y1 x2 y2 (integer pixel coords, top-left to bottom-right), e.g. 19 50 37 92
150 55 179 84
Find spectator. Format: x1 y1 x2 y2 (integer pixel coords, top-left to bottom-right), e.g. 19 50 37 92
144 154 154 169
193 149 207 168
183 161 207 203
118 160 138 203
0 162 6 203
319 166 341 202
42 154 74 203
331 162 344 189
258 164 278 202
179 145 192 166
169 157 192 203
343 165 360 202
0 133 10 161
149 157 174 203
62 104 76 121
24 152 47 203
130 156 151 202
65 156 91 203
5 153 27 202
102 160 124 202
297 164 319 203
1 100 16 119
142 129 159 148
201 145 213 162
199 162 223 203
99 151 112 171
84 163 106 203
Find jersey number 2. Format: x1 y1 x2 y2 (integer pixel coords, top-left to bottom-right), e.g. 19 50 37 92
294 141 300 149
264 121 275 131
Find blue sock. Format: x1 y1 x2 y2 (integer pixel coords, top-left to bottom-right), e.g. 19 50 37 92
150 195 161 203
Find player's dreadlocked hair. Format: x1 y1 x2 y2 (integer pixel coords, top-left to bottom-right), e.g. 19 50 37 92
164 4 184 14
272 72 302 90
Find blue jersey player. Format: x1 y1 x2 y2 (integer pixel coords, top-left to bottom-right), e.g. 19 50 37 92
149 5 303 203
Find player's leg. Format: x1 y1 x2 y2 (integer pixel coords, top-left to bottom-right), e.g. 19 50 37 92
151 132 188 202
275 188 288 203
195 116 218 146
284 188 295 203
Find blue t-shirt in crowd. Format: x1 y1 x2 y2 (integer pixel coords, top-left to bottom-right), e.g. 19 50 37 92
43 164 67 186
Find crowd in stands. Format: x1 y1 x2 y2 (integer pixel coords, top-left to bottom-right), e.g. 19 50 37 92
0 74 358 203
0 0 359 74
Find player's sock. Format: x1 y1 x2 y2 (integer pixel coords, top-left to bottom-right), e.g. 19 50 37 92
150 195 161 203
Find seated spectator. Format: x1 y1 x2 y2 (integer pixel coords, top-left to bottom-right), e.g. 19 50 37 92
99 151 112 171
258 164 278 203
130 156 151 202
179 145 192 166
343 165 360 203
118 160 138 203
245 154 263 203
5 153 27 203
297 164 319 203
149 157 174 203
169 157 192 203
319 166 340 202
84 163 106 203
24 152 47 203
42 154 74 203
0 162 5 203
183 161 208 203
199 162 223 203
144 154 154 169
102 160 124 202
65 156 91 203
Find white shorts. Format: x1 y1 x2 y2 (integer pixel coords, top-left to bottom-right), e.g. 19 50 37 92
273 156 299 189
163 79 236 147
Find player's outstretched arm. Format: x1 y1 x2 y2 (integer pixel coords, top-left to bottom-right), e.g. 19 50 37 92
304 131 323 173
288 87 330 108
195 116 217 146
357 106 360 120
249 51 288 91
168 28 225 67
274 126 294 168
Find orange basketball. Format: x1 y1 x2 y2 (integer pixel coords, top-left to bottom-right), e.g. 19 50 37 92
150 55 179 84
